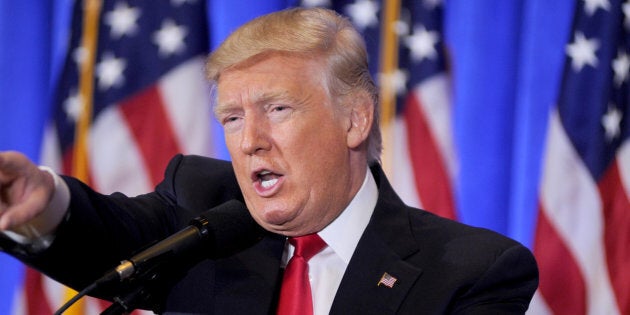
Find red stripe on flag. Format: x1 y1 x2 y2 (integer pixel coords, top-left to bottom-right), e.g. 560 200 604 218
598 161 630 314
25 268 53 315
119 85 182 186
61 147 74 176
534 207 586 315
96 297 112 312
403 93 456 219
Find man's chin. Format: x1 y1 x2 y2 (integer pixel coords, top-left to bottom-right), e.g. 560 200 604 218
256 208 296 229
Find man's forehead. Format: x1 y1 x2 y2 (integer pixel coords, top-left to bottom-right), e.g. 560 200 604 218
216 51 323 80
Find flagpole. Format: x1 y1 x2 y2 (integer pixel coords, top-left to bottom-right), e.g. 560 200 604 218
66 0 102 313
73 0 100 182
379 0 401 176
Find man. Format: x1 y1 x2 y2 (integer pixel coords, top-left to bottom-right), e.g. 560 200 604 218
0 7 538 314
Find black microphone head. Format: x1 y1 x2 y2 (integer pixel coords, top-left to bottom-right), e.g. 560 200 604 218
192 199 265 259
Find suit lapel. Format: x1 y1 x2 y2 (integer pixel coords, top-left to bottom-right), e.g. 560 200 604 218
329 229 422 314
329 165 423 314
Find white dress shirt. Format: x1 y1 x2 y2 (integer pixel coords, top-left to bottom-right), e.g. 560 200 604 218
281 169 378 315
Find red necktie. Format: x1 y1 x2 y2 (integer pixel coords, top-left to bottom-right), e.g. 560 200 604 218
277 234 327 315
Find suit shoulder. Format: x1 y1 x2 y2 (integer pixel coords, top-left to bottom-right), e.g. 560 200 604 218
162 154 234 185
406 207 532 266
168 154 232 172
156 154 243 213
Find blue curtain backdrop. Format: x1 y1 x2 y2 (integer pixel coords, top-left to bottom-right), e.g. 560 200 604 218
0 0 573 311
0 1 71 313
445 0 575 245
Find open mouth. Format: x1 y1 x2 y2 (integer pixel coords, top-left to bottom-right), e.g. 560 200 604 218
251 168 284 194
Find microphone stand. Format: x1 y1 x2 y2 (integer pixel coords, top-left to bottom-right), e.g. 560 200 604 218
99 264 167 315
54 260 166 315
100 284 152 315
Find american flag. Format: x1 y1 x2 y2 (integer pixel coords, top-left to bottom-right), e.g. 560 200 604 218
300 0 457 220
13 0 214 314
377 272 398 288
531 0 629 314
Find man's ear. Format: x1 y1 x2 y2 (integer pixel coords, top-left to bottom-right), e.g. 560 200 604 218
346 91 374 149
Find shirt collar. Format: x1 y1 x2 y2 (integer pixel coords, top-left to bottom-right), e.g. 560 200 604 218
317 168 378 264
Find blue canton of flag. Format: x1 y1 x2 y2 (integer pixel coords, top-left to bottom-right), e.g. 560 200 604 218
42 0 213 194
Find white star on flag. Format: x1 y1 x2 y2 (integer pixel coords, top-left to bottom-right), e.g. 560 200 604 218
300 0 331 7
96 52 127 90
405 25 440 62
601 104 622 141
153 19 188 57
63 90 83 123
423 0 442 9
104 2 141 39
612 51 629 86
393 20 410 36
345 0 379 30
380 69 409 96
566 32 600 72
583 0 611 15
72 46 89 67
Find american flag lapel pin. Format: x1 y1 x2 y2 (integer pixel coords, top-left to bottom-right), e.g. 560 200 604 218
378 272 397 288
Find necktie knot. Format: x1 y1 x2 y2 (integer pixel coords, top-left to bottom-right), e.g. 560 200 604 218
289 234 326 261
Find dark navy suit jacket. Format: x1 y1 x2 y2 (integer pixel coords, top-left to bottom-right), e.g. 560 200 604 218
3 154 538 314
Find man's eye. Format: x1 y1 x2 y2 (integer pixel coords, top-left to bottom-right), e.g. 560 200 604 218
267 105 293 122
222 115 241 126
220 115 243 133
271 105 287 112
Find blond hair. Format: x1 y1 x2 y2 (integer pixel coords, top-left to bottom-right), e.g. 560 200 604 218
206 7 382 163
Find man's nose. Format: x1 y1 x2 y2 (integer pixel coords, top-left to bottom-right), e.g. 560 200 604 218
240 116 271 155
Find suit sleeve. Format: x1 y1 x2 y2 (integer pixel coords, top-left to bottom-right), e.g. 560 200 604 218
451 244 539 314
1 156 190 295
0 154 239 301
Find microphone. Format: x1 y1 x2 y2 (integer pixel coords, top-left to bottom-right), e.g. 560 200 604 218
104 199 264 284
55 199 264 315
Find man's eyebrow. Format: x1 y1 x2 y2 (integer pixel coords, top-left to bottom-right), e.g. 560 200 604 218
225 91 292 107
213 89 301 116
213 102 238 117
255 90 292 105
